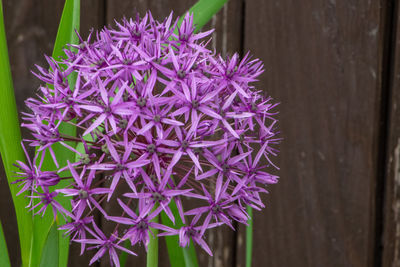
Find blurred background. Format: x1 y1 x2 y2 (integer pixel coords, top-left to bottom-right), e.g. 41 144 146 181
0 0 398 266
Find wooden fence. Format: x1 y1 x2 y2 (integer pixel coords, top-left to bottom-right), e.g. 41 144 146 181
0 0 399 266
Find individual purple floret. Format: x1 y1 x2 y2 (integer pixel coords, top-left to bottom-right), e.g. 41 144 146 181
76 221 136 266
14 11 280 266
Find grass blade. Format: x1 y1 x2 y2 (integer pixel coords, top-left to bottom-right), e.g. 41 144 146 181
163 1 228 265
32 1 80 267
246 206 253 267
0 221 11 267
0 1 34 267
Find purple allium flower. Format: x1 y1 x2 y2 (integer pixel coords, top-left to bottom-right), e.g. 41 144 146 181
14 11 280 265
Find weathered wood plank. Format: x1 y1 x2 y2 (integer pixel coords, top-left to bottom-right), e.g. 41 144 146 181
243 1 385 266
381 1 400 266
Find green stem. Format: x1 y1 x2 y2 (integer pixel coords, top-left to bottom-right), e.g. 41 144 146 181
246 206 253 267
147 213 159 267
161 198 198 267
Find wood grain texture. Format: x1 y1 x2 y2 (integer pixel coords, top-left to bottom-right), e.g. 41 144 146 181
244 1 385 266
381 0 400 266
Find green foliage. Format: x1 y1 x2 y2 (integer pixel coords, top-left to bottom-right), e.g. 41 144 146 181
176 0 228 33
39 223 60 267
0 221 11 267
0 1 34 267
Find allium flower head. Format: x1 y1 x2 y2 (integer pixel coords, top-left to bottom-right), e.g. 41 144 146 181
14 11 280 266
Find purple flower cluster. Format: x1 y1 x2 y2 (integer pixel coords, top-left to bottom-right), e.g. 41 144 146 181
14 12 280 266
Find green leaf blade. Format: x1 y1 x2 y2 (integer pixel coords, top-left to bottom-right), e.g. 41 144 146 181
177 0 228 33
0 221 11 267
52 0 81 60
39 222 59 267
0 1 33 267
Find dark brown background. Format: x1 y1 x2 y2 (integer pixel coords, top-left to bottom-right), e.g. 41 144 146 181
0 0 399 266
